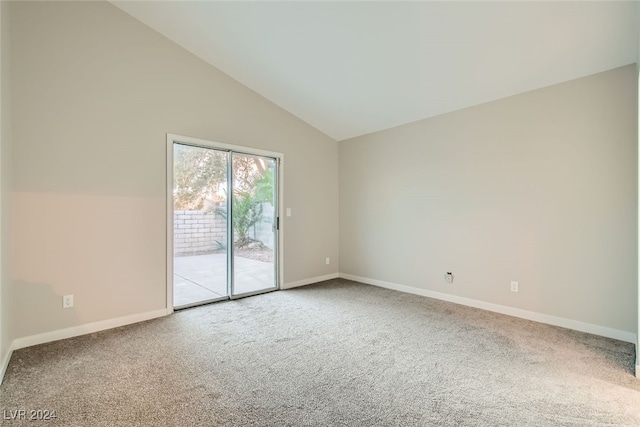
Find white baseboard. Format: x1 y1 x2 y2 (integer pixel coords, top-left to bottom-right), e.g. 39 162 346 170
0 343 14 385
340 273 636 344
282 273 339 290
11 308 169 351
2 274 634 383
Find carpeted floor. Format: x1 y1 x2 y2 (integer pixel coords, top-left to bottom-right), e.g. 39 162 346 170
1 279 639 426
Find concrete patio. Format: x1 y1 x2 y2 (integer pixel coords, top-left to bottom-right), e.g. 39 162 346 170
173 253 276 307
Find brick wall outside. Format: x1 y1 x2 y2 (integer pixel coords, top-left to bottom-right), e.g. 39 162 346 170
173 208 227 257
173 203 275 257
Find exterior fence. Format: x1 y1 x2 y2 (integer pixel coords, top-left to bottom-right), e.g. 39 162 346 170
173 209 226 257
174 204 275 257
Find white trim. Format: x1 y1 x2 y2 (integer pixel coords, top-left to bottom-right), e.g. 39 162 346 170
11 309 169 351
0 343 14 385
636 70 640 374
283 273 339 290
166 135 174 312
167 133 283 160
277 156 284 297
340 273 637 344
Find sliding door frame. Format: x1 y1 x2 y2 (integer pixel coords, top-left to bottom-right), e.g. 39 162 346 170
165 133 284 313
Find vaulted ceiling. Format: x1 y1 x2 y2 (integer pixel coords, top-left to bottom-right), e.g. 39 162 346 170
113 1 638 141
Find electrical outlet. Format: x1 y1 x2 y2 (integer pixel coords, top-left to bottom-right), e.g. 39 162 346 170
445 272 454 284
63 294 74 308
286 208 292 217
510 281 519 293
325 257 330 265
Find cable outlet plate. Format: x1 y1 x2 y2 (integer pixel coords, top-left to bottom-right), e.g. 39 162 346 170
510 281 519 293
63 294 74 308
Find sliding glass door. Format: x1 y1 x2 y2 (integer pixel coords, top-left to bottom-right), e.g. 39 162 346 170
171 142 279 309
230 153 278 297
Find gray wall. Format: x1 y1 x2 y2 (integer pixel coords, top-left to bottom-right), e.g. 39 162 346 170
0 0 13 373
2 0 637 354
340 65 637 333
9 1 339 339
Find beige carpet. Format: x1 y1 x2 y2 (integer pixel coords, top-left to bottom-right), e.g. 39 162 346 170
1 279 639 426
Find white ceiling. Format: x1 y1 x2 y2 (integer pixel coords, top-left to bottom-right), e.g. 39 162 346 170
113 1 638 141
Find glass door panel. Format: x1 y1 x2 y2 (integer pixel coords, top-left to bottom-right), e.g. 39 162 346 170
230 153 278 297
172 143 229 308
